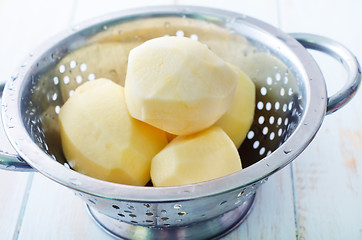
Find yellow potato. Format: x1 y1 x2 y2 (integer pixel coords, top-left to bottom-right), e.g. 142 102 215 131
215 64 255 148
59 78 168 186
151 126 242 187
124 36 238 135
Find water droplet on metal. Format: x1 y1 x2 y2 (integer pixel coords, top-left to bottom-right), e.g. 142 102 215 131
11 73 19 80
5 165 16 170
283 149 292 154
7 82 15 91
235 16 246 22
174 204 182 209
69 178 82 186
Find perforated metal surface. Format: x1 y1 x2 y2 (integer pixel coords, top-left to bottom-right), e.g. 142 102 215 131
27 16 303 170
19 14 302 225
1 6 330 239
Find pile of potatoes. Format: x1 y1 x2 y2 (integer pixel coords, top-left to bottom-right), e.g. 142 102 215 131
59 36 255 187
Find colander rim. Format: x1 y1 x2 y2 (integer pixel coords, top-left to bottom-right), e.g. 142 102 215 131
2 5 326 201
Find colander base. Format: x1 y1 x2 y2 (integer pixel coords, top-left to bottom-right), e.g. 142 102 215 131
86 193 255 240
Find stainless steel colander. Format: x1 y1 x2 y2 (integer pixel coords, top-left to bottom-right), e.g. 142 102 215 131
0 6 360 240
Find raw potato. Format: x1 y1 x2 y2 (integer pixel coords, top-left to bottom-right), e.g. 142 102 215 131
165 132 177 142
124 36 238 135
163 64 255 147
59 78 168 186
151 126 242 187
215 64 255 148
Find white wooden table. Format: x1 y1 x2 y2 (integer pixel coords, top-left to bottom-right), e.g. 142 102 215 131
0 0 361 239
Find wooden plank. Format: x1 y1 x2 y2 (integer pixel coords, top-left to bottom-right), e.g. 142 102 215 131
71 0 177 23
175 0 279 26
0 0 76 85
0 170 31 240
228 166 297 240
18 173 111 239
279 0 362 239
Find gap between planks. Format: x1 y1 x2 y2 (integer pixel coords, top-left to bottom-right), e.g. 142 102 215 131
12 174 34 240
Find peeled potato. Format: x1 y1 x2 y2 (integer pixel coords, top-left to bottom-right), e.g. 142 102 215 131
215 64 255 148
124 36 238 135
151 126 242 187
59 78 168 186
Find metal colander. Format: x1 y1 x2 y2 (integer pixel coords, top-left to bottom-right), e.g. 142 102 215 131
0 6 360 240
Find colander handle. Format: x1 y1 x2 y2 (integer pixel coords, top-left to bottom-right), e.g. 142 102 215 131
291 33 361 115
0 84 34 172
